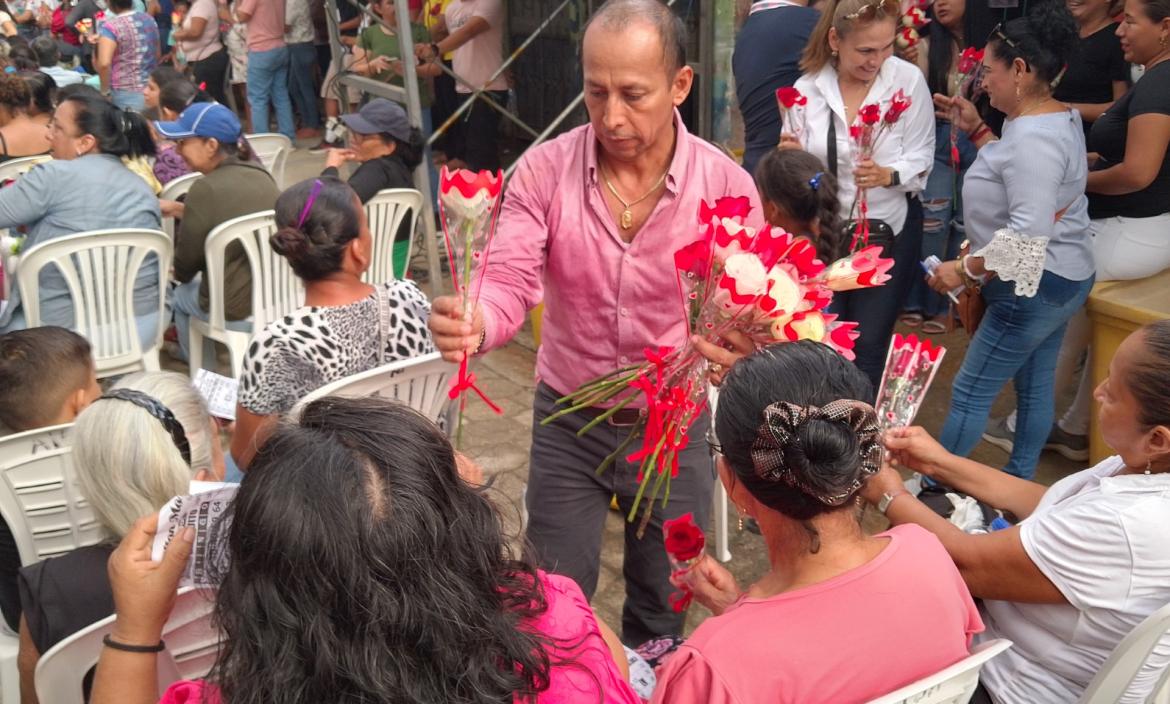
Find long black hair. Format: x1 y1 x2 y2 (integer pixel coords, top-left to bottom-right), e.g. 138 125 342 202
987 0 1079 88
754 148 844 262
63 94 156 158
209 397 554 703
925 5 971 96
19 70 54 116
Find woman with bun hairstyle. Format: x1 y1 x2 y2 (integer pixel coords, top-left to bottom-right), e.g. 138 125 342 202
863 320 1170 703
154 101 277 363
0 72 47 161
928 1 1094 480
230 177 435 469
653 341 981 704
0 94 161 348
754 148 845 262
19 70 53 123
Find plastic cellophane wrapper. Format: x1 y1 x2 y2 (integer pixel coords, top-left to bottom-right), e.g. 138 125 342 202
874 333 946 431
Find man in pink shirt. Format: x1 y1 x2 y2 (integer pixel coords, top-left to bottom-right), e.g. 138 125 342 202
236 0 295 139
429 0 763 644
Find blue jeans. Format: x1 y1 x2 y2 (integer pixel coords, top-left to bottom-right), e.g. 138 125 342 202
910 120 978 318
170 275 250 363
111 88 146 111
286 42 320 129
830 197 924 392
941 272 1094 478
246 46 295 139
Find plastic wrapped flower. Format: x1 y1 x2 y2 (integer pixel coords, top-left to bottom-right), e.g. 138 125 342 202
711 218 759 264
958 47 985 75
713 252 769 314
440 167 503 223
756 264 803 321
884 89 912 125
699 195 752 227
896 26 920 49
820 245 894 291
902 6 928 27
775 87 807 109
859 104 883 126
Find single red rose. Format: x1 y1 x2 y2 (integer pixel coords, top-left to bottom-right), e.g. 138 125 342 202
884 89 911 124
958 47 984 74
663 512 705 562
439 166 503 199
775 86 807 109
859 103 882 125
674 237 712 277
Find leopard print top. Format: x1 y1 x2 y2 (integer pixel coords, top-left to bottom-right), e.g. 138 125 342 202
238 280 435 415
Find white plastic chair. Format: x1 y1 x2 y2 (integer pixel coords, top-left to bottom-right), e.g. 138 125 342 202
0 424 103 701
245 133 292 189
0 154 52 183
865 639 1013 704
1079 602 1170 704
707 386 731 562
16 229 171 378
34 587 220 704
159 172 203 239
188 211 303 379
363 188 423 283
293 352 457 423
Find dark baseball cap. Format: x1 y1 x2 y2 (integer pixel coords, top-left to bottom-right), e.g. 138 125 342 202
154 102 242 145
340 99 412 141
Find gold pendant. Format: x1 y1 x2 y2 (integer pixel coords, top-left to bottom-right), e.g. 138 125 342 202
620 208 633 229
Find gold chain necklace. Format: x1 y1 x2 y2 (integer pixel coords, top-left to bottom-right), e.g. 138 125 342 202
1017 97 1058 119
600 165 669 230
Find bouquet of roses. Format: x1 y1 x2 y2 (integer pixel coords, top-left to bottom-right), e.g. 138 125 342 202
896 0 930 51
847 90 912 251
949 47 986 170
663 512 705 612
542 197 893 534
875 333 946 431
439 167 505 444
775 87 808 144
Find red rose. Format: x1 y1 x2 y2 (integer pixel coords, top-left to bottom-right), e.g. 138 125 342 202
775 86 807 109
883 90 911 124
958 47 984 74
859 104 882 125
663 512 705 562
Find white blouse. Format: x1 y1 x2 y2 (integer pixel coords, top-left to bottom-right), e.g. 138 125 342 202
795 56 935 233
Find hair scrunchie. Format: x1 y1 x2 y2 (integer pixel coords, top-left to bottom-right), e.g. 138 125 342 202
750 399 882 506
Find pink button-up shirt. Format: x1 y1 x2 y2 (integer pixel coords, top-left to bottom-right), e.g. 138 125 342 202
479 113 764 398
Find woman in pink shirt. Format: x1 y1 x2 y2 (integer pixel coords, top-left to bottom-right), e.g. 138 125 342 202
89 397 641 704
653 341 982 704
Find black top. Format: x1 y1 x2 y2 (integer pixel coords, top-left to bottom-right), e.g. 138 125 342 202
0 519 19 632
732 3 820 177
1053 23 1128 140
19 543 115 655
337 0 365 37
323 154 415 242
1087 60 1170 219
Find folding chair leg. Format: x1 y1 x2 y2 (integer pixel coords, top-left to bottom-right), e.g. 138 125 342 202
714 478 731 562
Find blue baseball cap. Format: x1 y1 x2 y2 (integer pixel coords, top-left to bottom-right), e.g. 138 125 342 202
154 102 242 145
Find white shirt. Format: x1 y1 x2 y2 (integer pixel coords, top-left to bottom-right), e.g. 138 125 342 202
445 0 507 93
284 0 314 45
978 456 1170 704
795 56 934 233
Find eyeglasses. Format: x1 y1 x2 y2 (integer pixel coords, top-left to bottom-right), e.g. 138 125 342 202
843 0 899 22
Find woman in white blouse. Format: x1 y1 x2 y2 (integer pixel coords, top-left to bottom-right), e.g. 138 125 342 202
929 3 1095 479
781 0 935 388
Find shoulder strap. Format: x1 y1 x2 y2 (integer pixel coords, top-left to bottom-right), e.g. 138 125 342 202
373 283 391 365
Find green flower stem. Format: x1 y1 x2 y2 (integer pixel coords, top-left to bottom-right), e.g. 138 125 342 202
627 433 668 523
635 460 673 539
559 364 646 399
576 393 638 437
596 423 642 476
540 382 632 426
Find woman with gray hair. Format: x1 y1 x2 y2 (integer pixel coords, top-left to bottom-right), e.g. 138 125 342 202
652 341 980 704
15 371 224 704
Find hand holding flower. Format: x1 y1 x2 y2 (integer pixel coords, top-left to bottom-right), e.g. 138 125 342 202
933 93 981 133
672 554 741 617
428 296 485 363
853 159 893 189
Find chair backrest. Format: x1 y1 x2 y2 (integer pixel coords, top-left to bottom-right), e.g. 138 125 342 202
1080 603 1170 704
0 155 52 184
294 352 457 422
203 211 303 331
865 639 1013 704
0 425 104 565
363 188 423 283
159 173 204 239
245 133 292 189
34 587 220 704
16 229 171 377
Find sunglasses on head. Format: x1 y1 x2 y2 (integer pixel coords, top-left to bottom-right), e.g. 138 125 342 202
843 0 899 21
990 22 1020 49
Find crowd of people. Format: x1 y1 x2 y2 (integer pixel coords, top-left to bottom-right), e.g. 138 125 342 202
0 0 1166 700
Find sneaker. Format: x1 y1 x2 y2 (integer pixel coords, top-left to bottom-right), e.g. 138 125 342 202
309 138 344 153
1045 425 1090 462
982 416 1015 454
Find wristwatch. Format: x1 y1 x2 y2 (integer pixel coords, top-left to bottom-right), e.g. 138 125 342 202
878 490 907 515
888 170 901 187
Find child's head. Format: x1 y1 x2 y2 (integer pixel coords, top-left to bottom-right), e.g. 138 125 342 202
0 327 100 432
754 148 844 262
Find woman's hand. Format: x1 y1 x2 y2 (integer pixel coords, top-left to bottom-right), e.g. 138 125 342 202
367 55 391 75
324 148 357 170
159 199 185 219
853 159 893 189
777 132 801 151
927 259 963 294
933 93 981 134
692 330 755 386
107 514 193 645
859 462 907 506
883 426 954 479
673 554 740 617
896 43 919 65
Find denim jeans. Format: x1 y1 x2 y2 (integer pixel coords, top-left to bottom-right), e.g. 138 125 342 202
910 119 978 318
111 88 146 112
829 196 924 391
170 275 251 363
941 271 1094 478
286 42 320 129
246 46 295 139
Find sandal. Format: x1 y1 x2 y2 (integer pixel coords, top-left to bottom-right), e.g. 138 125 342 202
898 312 924 328
922 318 949 334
